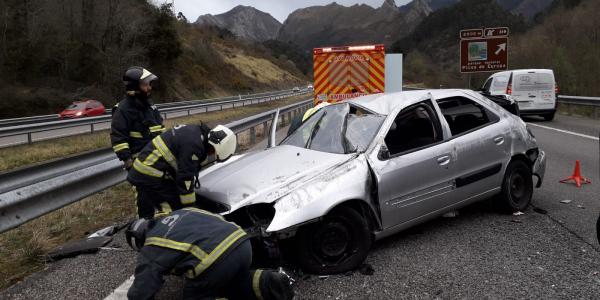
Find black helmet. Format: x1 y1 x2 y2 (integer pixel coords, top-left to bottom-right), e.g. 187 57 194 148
123 66 158 93
125 218 151 251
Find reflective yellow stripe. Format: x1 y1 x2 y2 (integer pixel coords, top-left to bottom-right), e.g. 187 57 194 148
180 193 196 205
133 159 164 178
130 131 143 138
188 229 247 278
182 207 225 220
145 237 208 261
143 150 162 166
153 136 177 170
149 125 165 133
160 202 172 214
113 143 129 152
253 270 264 300
302 108 316 121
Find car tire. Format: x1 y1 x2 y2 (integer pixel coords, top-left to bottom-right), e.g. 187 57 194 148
542 112 555 121
496 160 533 213
293 206 371 274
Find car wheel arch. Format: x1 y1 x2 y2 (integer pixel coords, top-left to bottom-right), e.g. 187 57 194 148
325 199 381 234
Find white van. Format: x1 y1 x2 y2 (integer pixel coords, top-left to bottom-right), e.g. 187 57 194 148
481 69 557 121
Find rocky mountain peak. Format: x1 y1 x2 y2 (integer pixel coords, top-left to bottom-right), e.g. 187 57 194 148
195 6 282 42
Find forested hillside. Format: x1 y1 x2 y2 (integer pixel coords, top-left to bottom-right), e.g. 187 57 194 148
394 0 597 95
0 1 306 118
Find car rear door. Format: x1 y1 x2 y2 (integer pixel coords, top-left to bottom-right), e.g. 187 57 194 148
369 97 457 229
512 71 551 111
436 93 510 201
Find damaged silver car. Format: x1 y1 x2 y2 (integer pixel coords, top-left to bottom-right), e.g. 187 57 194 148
195 89 546 274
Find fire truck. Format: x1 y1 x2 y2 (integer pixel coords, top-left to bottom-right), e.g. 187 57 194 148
312 44 385 104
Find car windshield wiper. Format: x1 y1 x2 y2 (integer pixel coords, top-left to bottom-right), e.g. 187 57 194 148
305 111 327 149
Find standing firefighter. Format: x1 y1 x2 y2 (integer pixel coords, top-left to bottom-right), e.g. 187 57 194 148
111 66 166 169
125 208 295 300
127 123 236 219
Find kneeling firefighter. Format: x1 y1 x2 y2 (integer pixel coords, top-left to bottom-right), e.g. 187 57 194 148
126 208 295 300
127 123 236 219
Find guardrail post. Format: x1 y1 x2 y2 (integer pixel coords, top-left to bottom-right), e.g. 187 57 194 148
249 127 256 144
220 104 223 111
91 123 95 133
287 111 292 125
263 122 268 136
594 106 599 120
27 132 32 144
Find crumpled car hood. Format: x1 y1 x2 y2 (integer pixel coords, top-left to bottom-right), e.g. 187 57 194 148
196 145 353 212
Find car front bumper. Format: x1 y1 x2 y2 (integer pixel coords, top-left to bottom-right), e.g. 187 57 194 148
533 150 546 188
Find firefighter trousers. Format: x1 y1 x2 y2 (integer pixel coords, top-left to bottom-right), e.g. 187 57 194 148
134 181 184 219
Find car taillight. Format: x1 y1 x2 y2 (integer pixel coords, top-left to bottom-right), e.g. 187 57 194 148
506 83 512 95
555 83 559 94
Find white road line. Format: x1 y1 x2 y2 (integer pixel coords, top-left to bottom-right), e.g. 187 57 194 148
104 275 134 300
527 123 599 141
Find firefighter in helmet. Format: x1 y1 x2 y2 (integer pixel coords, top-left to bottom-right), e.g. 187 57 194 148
111 66 166 170
127 123 236 219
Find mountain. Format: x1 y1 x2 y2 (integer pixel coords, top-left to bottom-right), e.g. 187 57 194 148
277 0 432 51
400 0 553 19
195 5 282 42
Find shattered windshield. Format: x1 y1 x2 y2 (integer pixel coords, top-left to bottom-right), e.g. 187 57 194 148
281 103 385 154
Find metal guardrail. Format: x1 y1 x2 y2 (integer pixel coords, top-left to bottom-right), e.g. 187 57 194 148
0 99 313 233
0 89 308 147
0 89 299 128
557 95 600 119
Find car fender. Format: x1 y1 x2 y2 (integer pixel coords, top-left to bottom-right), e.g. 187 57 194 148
267 155 375 232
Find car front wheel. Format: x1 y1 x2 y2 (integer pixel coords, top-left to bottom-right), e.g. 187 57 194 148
293 206 371 274
496 160 533 213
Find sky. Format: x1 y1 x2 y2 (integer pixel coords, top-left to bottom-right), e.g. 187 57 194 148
168 0 412 23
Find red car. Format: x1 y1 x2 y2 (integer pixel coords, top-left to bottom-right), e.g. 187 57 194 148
59 99 105 119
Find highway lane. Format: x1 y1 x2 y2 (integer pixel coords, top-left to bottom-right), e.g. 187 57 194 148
1 114 599 299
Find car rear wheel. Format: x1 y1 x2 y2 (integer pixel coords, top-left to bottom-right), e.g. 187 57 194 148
293 206 371 274
496 160 533 213
542 112 555 121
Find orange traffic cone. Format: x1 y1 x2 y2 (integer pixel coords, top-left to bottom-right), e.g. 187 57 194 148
560 160 591 187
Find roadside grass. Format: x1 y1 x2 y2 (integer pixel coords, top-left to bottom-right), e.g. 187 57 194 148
0 96 306 290
0 95 308 172
0 183 135 289
557 103 599 120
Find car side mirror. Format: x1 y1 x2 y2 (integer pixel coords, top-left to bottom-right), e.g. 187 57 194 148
378 145 390 160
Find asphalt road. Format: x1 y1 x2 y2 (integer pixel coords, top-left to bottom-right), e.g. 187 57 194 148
1 114 599 299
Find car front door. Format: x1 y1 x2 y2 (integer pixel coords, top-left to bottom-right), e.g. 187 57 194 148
436 94 509 201
368 98 457 229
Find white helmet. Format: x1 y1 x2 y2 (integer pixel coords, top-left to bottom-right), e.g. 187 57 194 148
208 125 237 162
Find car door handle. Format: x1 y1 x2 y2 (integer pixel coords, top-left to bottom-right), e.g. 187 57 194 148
529 95 536 98
493 136 504 145
437 155 450 166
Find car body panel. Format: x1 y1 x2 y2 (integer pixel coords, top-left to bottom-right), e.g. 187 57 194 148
196 145 355 213
195 89 545 243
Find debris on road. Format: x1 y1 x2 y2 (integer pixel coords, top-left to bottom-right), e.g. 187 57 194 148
577 205 585 209
318 275 329 280
513 211 525 216
88 225 118 238
533 207 548 214
560 199 572 204
47 236 113 261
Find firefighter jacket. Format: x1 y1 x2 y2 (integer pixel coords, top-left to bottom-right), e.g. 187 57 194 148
129 124 210 205
111 95 165 161
143 207 248 279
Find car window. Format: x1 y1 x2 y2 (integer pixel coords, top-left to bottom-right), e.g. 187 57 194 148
281 103 385 154
437 97 497 136
65 103 85 110
491 75 508 93
384 101 442 156
482 78 492 93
